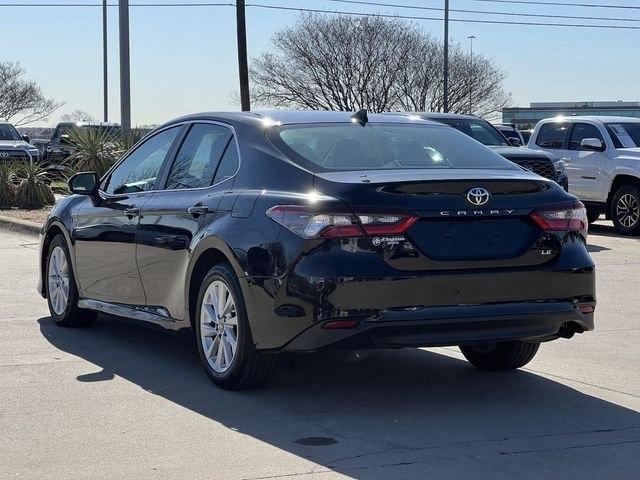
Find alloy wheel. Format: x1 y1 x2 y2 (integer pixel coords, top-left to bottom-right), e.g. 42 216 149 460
616 193 640 228
48 246 70 315
200 280 239 374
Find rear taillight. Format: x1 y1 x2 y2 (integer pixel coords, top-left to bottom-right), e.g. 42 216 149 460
530 201 588 238
266 205 417 239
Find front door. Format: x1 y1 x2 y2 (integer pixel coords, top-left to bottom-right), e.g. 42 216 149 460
137 122 239 320
72 125 183 304
563 123 607 202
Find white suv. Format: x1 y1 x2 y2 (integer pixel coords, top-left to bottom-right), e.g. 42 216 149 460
529 116 640 235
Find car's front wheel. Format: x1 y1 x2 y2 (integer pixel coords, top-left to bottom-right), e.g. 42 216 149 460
46 235 97 327
611 185 640 235
195 263 274 389
460 340 540 371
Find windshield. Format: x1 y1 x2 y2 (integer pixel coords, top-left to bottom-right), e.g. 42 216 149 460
0 124 22 141
432 118 508 146
605 123 640 148
268 123 518 172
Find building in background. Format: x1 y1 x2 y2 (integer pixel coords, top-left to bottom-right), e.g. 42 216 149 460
502 101 640 130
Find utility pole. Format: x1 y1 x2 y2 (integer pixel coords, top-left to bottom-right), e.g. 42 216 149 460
103 0 108 122
443 0 449 113
468 35 476 115
236 0 250 111
119 0 131 131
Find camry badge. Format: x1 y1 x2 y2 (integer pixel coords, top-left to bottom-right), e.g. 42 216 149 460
466 187 490 206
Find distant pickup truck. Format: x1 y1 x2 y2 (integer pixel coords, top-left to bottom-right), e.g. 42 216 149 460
0 122 40 164
41 122 121 164
529 116 640 235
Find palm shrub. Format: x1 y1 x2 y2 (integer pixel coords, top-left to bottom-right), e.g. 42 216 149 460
64 126 120 177
0 162 17 207
14 162 55 209
117 128 148 153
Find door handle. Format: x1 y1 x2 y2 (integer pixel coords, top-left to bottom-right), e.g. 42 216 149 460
187 204 209 217
124 207 140 218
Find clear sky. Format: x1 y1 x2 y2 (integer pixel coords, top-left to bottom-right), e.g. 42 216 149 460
2 0 639 126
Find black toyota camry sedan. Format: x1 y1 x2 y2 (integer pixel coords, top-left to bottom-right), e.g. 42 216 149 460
38 111 596 389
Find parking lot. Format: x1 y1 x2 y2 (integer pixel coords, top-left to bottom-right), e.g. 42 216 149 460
0 221 638 479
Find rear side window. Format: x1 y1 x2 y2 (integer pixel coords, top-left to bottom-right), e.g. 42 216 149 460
536 123 569 149
213 140 239 184
166 124 232 190
568 123 604 150
268 123 517 172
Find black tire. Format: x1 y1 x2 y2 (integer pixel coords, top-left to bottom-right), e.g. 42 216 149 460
610 185 640 235
45 235 97 327
460 340 540 371
194 263 275 390
586 206 601 224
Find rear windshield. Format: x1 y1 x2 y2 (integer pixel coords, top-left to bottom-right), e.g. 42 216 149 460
268 123 517 172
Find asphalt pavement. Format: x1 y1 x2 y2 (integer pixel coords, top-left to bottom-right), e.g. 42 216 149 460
0 221 638 479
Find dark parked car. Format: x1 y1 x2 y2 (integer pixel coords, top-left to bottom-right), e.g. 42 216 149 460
411 113 569 191
0 122 40 164
38 111 595 389
41 122 121 165
494 123 526 147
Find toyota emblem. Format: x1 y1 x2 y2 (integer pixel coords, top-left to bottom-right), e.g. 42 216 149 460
466 187 490 206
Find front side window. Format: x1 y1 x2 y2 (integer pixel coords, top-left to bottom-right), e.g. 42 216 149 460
0 124 21 141
104 126 180 195
268 123 517 172
568 123 604 150
165 124 232 190
606 123 640 149
435 119 507 146
536 122 569 149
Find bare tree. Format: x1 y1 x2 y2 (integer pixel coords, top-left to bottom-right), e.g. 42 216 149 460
0 62 62 126
251 15 418 112
251 14 511 117
60 110 95 123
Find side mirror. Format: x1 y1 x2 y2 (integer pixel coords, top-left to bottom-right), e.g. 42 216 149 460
21 135 30 143
508 137 522 147
68 172 99 196
580 138 605 152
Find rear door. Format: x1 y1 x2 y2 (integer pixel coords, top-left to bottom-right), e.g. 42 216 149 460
137 122 240 320
564 122 607 201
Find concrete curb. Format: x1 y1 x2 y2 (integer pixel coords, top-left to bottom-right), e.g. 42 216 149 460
0 215 42 236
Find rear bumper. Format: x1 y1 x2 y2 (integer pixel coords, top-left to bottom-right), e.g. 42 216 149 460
241 238 596 351
282 301 594 351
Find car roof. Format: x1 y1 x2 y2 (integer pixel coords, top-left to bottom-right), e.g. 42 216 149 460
165 110 442 127
539 115 640 124
404 112 482 121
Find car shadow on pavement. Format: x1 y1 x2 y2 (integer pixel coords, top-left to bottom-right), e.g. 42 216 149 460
38 315 640 479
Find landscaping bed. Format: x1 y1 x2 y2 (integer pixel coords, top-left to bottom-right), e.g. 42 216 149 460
0 206 51 225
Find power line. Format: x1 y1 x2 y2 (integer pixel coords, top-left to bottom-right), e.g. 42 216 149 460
246 3 640 30
2 0 640 29
465 0 640 10
0 2 233 6
327 0 640 23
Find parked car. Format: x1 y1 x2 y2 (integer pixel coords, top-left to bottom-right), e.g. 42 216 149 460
0 122 40 164
520 129 534 145
41 122 121 165
409 113 568 190
494 123 525 147
529 116 640 235
39 111 595 389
